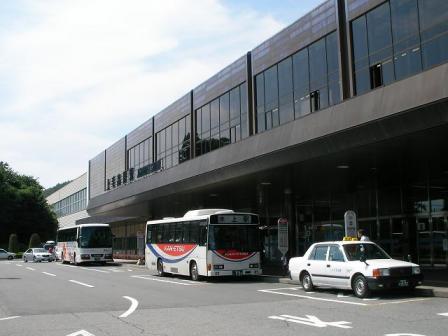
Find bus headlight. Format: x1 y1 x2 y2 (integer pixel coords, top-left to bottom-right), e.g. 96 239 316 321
412 267 421 275
213 264 224 270
249 263 259 269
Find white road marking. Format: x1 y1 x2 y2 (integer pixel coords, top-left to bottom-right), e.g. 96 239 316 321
42 272 56 277
269 314 352 329
127 269 133 272
56 263 110 273
438 312 448 317
119 296 139 318
66 330 96 336
363 297 379 301
259 288 367 306
69 280 94 288
0 316 20 321
16 264 23 267
26 267 35 271
385 334 426 336
131 275 202 286
259 288 430 306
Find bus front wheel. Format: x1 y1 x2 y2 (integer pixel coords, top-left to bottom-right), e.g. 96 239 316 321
157 259 165 277
190 261 199 281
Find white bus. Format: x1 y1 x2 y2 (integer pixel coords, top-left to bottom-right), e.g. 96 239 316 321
145 209 261 280
56 224 114 265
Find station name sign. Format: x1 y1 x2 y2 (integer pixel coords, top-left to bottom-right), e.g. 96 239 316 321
106 160 162 191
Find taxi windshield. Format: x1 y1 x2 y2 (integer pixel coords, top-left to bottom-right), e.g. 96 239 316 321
343 243 391 261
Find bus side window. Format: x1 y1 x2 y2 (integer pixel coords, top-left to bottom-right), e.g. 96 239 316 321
199 220 207 246
182 222 190 243
190 222 199 244
147 225 152 243
174 223 183 243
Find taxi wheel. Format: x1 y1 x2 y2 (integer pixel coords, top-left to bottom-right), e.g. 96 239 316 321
353 275 370 298
8 255 13 260
24 257 28 263
301 272 314 292
157 259 165 277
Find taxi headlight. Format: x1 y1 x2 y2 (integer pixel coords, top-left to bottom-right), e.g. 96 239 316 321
412 267 421 275
372 268 390 277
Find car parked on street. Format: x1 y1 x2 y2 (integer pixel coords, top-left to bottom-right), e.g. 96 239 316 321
289 240 423 298
23 248 54 262
0 248 16 260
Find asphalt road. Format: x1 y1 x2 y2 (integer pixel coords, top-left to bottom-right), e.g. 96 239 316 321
0 260 447 336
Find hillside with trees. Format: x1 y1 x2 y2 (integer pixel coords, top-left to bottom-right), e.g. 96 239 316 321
0 161 58 250
43 180 72 198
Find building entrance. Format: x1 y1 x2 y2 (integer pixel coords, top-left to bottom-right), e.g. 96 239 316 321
416 214 448 268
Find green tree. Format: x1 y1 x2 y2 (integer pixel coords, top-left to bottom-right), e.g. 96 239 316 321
0 162 58 249
28 233 41 248
8 234 18 253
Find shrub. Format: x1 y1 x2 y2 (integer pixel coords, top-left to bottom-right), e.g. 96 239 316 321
28 233 41 248
8 234 18 253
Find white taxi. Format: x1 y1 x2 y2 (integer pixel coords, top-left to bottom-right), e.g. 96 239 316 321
288 241 423 298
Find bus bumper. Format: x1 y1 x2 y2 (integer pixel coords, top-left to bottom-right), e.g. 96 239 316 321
208 269 262 277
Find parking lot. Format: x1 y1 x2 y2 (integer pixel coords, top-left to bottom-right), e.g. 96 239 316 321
1 260 447 336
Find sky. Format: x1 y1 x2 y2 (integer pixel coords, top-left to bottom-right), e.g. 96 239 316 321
0 0 322 189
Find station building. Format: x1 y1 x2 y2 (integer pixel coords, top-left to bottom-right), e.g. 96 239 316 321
46 173 89 229
86 0 448 269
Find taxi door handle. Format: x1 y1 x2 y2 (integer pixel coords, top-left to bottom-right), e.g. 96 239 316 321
326 264 331 267
307 263 310 266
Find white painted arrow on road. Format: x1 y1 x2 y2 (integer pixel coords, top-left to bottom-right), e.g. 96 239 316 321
438 312 448 317
269 314 352 329
66 330 95 336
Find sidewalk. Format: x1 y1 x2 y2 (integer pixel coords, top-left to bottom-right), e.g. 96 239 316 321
114 259 448 298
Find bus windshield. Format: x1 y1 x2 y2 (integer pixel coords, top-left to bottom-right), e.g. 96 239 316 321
208 225 259 252
80 226 113 248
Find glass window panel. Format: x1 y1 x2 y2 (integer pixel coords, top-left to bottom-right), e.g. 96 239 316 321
135 145 140 167
185 115 191 144
211 131 220 151
235 124 241 142
220 92 229 125
272 108 279 128
293 48 310 98
173 151 179 167
418 0 448 43
295 94 310 119
352 15 369 71
229 87 240 126
264 65 279 112
195 108 202 136
166 126 172 150
278 57 294 124
329 81 341 106
255 73 265 112
240 82 247 115
220 128 230 147
202 104 210 135
309 38 327 91
354 68 370 95
210 99 219 131
326 32 339 79
266 111 272 130
367 2 393 65
172 122 179 148
319 87 329 110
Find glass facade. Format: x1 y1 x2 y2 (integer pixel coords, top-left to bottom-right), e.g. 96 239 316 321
352 0 448 95
127 137 153 171
156 115 191 170
52 188 87 218
256 31 341 133
195 82 248 157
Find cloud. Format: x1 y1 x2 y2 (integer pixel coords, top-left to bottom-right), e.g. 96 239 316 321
0 0 297 188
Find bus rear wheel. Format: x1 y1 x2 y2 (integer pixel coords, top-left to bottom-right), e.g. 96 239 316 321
190 261 199 281
157 259 165 277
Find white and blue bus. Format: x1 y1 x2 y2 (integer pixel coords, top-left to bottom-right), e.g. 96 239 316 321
56 224 114 265
145 209 261 280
